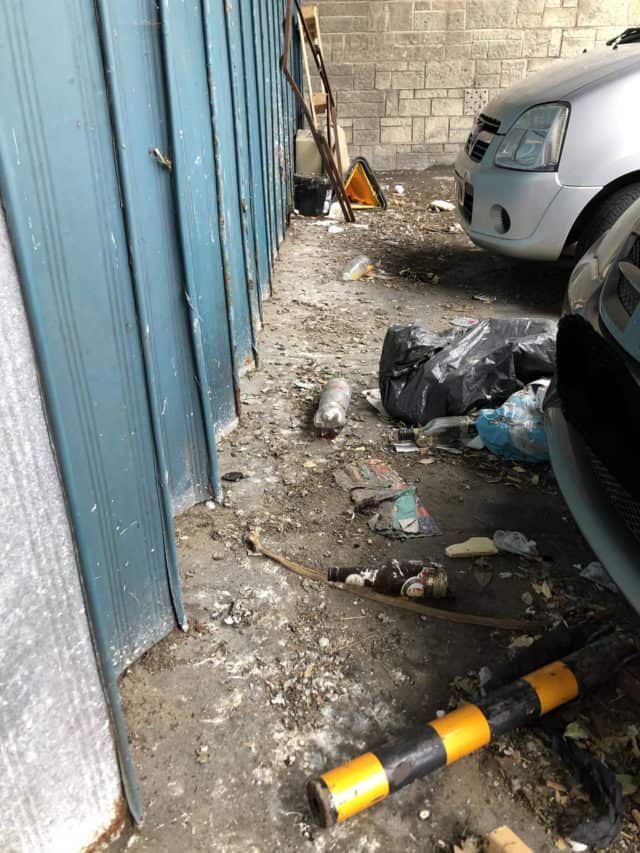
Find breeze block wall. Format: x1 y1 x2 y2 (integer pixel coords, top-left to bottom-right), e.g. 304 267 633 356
314 0 640 169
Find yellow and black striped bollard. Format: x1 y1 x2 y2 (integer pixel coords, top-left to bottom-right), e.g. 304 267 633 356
307 633 636 827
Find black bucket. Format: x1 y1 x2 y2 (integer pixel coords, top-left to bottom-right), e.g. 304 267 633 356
294 174 330 216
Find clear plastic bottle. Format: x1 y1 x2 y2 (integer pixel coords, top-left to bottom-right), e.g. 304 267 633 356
342 255 372 281
397 415 477 449
314 378 351 437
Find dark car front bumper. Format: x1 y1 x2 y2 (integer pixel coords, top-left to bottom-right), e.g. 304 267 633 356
545 295 640 612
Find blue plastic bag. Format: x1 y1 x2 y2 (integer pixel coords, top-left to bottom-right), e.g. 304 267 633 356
476 380 550 463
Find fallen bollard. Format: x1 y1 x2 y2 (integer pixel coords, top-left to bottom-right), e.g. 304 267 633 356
306 633 636 827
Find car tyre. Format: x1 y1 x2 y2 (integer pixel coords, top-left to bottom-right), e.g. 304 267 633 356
577 182 640 259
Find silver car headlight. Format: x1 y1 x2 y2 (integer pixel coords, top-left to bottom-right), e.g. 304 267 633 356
495 103 569 172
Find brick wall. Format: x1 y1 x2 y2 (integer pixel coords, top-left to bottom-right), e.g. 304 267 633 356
313 0 639 169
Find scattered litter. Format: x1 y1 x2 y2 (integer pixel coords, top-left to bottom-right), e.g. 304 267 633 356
450 316 478 328
521 591 533 607
493 530 539 558
419 457 435 465
363 388 390 419
565 721 591 742
445 537 498 559
509 635 535 649
327 200 345 221
394 184 405 195
474 567 493 588
328 224 344 234
334 458 440 538
532 579 553 599
195 744 210 764
539 725 625 850
398 416 477 452
205 500 216 510
447 223 464 233
580 561 619 593
379 318 556 425
467 434 485 450
342 255 374 281
428 199 455 212
392 440 420 453
477 380 550 463
486 826 533 853
419 808 431 821
318 637 330 650
473 293 497 304
314 378 351 437
616 773 640 796
454 837 482 853
222 471 245 482
328 559 448 598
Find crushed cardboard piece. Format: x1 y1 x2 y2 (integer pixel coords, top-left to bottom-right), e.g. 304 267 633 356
334 458 439 538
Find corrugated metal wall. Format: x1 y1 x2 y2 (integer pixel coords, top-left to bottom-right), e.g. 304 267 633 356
0 0 298 831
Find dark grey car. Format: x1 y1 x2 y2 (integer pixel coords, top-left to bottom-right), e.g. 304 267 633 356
544 198 640 612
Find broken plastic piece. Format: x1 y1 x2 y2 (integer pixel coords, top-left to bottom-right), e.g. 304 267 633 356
580 561 618 593
445 537 498 559
493 530 539 558
314 378 351 437
344 157 387 210
429 199 455 212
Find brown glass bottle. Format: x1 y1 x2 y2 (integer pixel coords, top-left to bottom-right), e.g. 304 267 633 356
327 559 448 598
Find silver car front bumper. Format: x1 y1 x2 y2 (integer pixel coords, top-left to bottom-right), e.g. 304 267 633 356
454 147 600 261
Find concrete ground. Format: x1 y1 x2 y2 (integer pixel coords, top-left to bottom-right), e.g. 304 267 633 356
111 169 640 853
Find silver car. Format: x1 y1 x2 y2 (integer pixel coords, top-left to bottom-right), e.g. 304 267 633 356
454 28 640 261
544 197 640 612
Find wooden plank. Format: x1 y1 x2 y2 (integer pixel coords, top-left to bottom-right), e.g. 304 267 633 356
313 91 327 113
301 5 319 43
297 11 316 125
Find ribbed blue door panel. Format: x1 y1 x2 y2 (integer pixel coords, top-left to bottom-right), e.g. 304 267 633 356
96 0 210 513
239 0 272 299
202 0 256 369
159 0 237 430
0 1 175 672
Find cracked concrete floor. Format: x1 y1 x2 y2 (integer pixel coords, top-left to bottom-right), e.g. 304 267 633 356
110 169 640 853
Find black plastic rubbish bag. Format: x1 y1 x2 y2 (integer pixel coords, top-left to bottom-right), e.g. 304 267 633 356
379 318 557 425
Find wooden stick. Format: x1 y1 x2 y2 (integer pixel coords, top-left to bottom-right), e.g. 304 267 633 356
245 531 534 632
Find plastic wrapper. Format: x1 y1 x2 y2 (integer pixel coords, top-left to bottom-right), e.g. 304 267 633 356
476 380 550 463
379 318 557 425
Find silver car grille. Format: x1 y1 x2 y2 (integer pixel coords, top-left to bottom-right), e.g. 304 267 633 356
465 113 501 163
